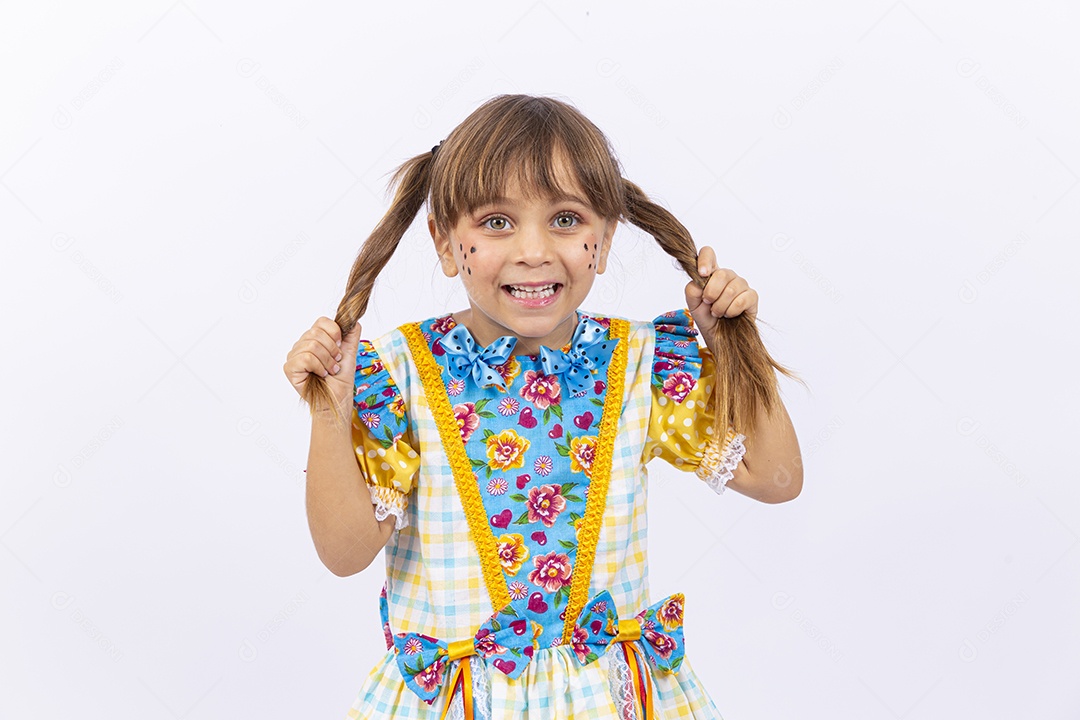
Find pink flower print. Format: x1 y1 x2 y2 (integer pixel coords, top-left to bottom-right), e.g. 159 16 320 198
454 402 480 443
533 455 553 476
493 356 522 390
382 622 393 651
661 371 696 403
431 315 458 335
674 339 694 349
519 370 562 409
447 378 465 397
422 331 431 344
403 637 423 655
474 631 509 659
357 382 372 394
497 397 520 416
590 600 608 613
508 581 528 600
643 629 677 660
528 551 573 593
550 636 563 647
527 484 566 527
415 657 446 694
657 593 685 631
487 477 508 496
570 625 592 664
359 412 380 430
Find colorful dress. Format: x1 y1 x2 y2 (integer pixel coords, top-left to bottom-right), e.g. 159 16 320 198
343 308 746 719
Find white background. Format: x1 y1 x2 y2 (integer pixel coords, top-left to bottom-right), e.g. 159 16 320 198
3 1 1078 718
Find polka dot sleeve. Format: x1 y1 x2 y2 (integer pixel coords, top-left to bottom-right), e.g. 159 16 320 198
350 339 420 530
643 310 747 495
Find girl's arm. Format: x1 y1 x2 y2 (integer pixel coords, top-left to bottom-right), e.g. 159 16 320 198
306 406 396 576
683 251 802 503
722 397 802 504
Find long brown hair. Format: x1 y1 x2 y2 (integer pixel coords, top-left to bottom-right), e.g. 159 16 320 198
305 94 803 445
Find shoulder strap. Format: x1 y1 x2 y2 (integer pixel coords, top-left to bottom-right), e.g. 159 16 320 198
560 318 629 643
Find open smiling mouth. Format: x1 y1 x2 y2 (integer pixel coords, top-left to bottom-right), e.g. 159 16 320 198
502 283 562 300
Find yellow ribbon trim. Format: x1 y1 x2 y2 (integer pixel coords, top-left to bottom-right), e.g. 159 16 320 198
438 657 474 720
401 322 511 613
560 318 629 644
623 641 655 720
447 638 476 661
615 618 642 643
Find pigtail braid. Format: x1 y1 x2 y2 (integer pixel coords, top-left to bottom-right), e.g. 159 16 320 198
621 178 805 441
302 150 437 424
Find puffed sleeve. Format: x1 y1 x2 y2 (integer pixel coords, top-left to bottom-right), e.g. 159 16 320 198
642 309 747 495
351 339 420 530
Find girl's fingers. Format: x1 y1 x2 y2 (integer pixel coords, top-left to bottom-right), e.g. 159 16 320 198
311 317 344 361
712 287 757 318
287 336 340 378
294 343 338 377
314 316 343 346
684 279 709 312
703 275 751 317
700 269 733 304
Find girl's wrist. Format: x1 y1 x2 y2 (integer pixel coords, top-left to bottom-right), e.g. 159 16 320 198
312 402 354 430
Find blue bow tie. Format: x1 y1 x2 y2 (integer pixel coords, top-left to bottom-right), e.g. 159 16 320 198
440 325 518 390
440 315 616 393
538 315 616 395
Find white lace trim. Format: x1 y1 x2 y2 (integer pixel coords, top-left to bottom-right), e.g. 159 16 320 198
444 656 492 720
368 484 409 530
606 644 640 719
695 429 746 495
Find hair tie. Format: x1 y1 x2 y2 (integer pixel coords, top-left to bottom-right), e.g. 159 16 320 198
431 141 442 157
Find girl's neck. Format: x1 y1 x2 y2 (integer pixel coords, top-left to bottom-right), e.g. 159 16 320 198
450 308 579 357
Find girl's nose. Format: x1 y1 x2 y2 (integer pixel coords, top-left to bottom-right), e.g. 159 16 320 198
512 223 557 265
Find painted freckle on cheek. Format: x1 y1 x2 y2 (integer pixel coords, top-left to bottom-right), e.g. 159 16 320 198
470 246 476 253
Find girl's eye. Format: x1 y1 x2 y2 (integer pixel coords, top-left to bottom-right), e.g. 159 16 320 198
483 216 509 231
555 212 581 229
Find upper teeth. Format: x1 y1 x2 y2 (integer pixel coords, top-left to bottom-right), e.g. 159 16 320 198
509 284 556 298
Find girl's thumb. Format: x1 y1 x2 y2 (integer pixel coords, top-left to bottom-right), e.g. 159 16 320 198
340 321 362 357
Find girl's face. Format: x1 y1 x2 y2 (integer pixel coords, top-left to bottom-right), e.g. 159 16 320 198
429 163 617 356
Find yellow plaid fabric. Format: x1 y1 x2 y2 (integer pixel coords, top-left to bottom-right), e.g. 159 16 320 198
343 311 736 719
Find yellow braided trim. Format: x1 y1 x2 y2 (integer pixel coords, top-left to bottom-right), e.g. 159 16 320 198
561 317 629 643
401 323 511 613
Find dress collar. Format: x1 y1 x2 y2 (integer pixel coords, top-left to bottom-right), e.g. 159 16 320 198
430 311 614 392
431 311 592 358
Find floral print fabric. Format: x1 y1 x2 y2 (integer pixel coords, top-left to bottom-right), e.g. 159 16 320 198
351 309 741 534
346 308 739 720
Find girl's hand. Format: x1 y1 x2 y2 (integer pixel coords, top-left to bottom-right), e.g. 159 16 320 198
283 317 362 410
684 246 759 334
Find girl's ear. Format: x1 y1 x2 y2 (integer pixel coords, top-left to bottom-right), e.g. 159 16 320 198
594 218 619 275
429 214 459 278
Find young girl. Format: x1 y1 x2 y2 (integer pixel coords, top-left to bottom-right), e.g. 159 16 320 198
284 94 802 719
